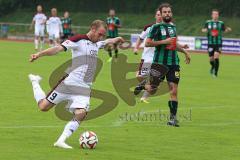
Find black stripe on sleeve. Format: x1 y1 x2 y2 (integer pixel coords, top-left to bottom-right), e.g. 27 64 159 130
61 44 67 51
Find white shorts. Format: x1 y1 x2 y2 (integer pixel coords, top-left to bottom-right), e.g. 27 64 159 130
48 32 60 40
34 26 45 37
137 59 152 77
46 80 90 113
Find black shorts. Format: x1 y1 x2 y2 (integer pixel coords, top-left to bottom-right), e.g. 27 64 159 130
208 44 222 57
149 64 180 88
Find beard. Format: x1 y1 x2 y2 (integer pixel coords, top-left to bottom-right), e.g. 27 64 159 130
163 16 172 23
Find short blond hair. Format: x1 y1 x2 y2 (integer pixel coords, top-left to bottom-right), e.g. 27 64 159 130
90 20 107 30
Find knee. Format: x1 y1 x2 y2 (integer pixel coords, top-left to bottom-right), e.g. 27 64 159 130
74 109 87 121
170 88 178 97
136 76 144 82
210 57 214 61
38 102 50 112
145 85 157 95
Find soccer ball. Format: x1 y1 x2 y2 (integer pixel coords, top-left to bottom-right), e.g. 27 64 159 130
79 131 98 149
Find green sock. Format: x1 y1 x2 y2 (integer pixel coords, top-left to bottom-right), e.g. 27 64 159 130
168 100 178 119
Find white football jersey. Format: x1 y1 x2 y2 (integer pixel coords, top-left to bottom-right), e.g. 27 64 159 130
139 25 155 62
46 17 63 33
61 34 105 88
33 13 47 26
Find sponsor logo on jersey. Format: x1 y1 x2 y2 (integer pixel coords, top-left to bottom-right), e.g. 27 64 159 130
161 29 166 36
90 50 98 57
208 24 211 29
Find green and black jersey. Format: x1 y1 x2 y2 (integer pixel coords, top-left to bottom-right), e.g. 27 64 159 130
204 20 226 46
106 17 120 38
148 22 179 66
61 17 72 35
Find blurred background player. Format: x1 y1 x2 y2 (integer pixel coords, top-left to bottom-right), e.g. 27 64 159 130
106 9 121 62
133 9 162 103
61 11 72 42
144 3 190 127
202 9 231 77
30 5 47 51
46 8 63 47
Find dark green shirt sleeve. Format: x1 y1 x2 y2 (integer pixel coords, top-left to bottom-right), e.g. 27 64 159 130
221 22 226 31
116 18 120 25
147 25 158 39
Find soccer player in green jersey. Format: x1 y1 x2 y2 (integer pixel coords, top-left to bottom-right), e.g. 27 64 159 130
61 11 72 41
202 9 231 77
106 9 121 62
144 3 190 127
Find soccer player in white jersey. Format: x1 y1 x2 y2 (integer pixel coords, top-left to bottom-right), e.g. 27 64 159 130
46 8 63 47
30 5 47 51
133 10 162 103
28 20 124 149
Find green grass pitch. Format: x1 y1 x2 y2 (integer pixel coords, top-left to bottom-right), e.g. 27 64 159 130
0 40 239 160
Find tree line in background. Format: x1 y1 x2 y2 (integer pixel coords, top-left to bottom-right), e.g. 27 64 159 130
0 0 239 17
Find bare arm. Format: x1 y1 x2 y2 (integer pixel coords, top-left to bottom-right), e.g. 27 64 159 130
114 23 121 28
145 37 172 47
29 45 65 62
133 37 143 54
176 43 191 64
105 37 125 45
30 20 35 30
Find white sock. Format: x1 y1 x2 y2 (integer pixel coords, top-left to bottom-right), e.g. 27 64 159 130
34 39 39 50
57 119 80 142
31 81 46 103
40 39 44 50
141 90 150 100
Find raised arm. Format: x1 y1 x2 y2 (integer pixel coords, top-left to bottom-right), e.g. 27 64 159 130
105 37 125 45
29 45 65 62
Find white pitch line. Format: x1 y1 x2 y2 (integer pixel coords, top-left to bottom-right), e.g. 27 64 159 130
1 121 240 129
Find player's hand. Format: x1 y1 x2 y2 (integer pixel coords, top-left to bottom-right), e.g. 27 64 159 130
226 27 232 32
29 53 40 62
133 48 138 55
202 28 207 33
184 52 191 64
163 38 175 45
182 44 189 49
117 37 125 44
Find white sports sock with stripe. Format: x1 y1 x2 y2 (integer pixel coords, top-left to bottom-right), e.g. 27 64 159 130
57 119 80 142
31 81 46 103
141 90 150 100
